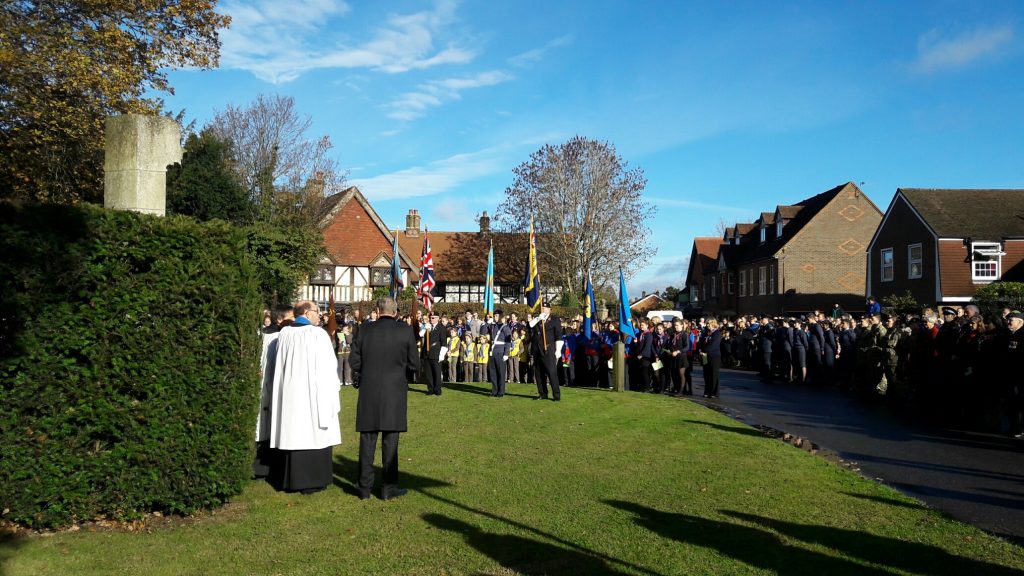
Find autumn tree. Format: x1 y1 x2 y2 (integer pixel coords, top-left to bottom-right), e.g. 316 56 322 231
207 94 344 228
0 1 229 204
495 136 656 299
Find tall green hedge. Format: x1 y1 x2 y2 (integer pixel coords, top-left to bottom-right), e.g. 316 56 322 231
0 203 262 528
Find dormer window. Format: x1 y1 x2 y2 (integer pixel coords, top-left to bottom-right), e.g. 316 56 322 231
775 220 783 238
971 241 1004 283
759 226 766 243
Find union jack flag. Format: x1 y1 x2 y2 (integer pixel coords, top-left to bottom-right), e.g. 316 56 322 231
417 230 435 311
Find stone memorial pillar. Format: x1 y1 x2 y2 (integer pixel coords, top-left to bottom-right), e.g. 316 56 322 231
103 114 183 216
612 341 626 392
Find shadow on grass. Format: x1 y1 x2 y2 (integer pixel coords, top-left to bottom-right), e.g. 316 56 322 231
721 510 1023 576
0 531 27 576
423 513 630 575
607 500 895 575
443 382 535 399
681 419 764 437
422 491 665 576
841 491 929 511
331 456 452 497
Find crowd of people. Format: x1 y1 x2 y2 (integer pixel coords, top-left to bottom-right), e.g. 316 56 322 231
693 302 1024 439
258 295 1024 498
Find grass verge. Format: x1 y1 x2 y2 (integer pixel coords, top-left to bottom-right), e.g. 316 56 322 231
3 382 1022 575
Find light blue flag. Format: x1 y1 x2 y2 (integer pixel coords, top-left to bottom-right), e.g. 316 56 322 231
583 272 596 339
618 268 635 343
483 241 495 314
390 233 404 299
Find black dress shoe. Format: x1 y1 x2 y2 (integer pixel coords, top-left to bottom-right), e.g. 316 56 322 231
359 492 371 500
552 398 561 402
382 488 408 501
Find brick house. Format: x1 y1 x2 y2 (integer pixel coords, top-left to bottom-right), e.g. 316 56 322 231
685 237 724 313
866 188 1024 306
688 182 882 316
298 186 418 305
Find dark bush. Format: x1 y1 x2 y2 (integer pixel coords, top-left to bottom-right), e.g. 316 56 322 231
0 203 262 528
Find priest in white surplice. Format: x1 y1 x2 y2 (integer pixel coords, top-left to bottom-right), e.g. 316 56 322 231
268 300 341 494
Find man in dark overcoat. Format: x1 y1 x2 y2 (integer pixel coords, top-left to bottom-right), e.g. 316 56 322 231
530 301 563 401
349 296 419 500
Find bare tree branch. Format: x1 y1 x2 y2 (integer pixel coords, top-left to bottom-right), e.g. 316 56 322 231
495 136 656 301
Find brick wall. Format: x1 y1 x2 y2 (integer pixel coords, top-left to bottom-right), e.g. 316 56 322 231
322 198 393 265
868 194 936 306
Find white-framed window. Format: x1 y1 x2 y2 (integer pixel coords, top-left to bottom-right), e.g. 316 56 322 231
775 220 783 238
907 243 923 279
727 273 734 295
880 248 894 282
758 266 767 295
769 264 775 294
750 271 755 295
739 270 746 297
759 227 766 243
711 275 717 297
972 241 1003 282
691 284 700 303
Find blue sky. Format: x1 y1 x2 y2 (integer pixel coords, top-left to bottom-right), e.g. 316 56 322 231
162 0 1024 296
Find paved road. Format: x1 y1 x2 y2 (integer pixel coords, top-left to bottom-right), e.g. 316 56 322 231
688 367 1024 544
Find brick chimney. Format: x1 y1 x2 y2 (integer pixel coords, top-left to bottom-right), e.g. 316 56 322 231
405 209 420 237
479 210 490 233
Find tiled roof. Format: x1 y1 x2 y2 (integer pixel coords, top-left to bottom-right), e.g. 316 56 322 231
396 229 527 284
899 188 1024 240
319 186 419 274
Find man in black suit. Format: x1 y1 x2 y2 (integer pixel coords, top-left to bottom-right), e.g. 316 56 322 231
421 311 446 396
349 296 419 500
486 309 513 397
530 301 563 401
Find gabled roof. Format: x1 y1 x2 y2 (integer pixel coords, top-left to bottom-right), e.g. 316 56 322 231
898 188 1024 240
759 212 775 225
735 223 756 235
740 182 860 261
319 186 419 274
685 237 723 286
776 205 802 220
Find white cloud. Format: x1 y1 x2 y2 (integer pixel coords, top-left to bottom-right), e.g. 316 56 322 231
647 196 750 214
507 35 573 68
383 70 515 121
218 0 473 83
349 144 511 200
912 25 1014 74
429 197 476 228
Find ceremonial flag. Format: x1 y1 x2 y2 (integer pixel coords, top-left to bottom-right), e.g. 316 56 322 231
618 267 636 343
483 240 495 314
327 290 337 340
583 271 596 339
390 233 404 299
417 229 435 311
523 218 541 312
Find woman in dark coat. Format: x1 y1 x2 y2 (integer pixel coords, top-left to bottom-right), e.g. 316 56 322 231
791 320 808 384
669 318 691 395
701 319 723 398
775 319 793 382
821 320 837 387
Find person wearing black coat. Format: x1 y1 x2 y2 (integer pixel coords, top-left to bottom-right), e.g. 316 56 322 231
806 317 825 384
821 321 837 386
791 321 808 384
775 320 793 382
758 319 774 381
837 319 857 391
669 318 692 395
701 319 723 398
420 312 446 396
349 297 420 500
530 301 563 401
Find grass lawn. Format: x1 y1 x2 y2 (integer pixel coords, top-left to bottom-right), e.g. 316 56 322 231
3 381 1023 575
